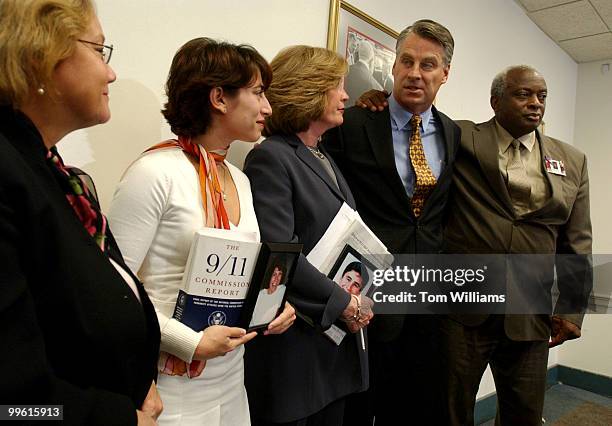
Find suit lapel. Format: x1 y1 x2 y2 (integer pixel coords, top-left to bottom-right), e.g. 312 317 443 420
437 107 455 167
525 131 565 218
473 119 515 214
290 135 346 201
365 108 412 208
3 109 146 308
418 107 454 217
321 144 356 207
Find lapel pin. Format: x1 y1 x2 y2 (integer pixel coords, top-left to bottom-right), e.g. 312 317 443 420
544 155 566 176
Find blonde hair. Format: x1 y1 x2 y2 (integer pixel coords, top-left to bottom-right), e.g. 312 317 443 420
0 0 95 106
264 45 347 136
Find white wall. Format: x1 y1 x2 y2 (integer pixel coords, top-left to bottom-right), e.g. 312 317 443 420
61 0 578 211
57 0 606 398
347 0 577 143
573 60 612 255
59 0 331 209
556 60 612 378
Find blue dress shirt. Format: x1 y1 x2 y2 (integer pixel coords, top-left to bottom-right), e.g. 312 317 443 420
388 96 446 197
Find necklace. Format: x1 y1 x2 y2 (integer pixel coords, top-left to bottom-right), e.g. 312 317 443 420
306 145 326 160
218 163 227 201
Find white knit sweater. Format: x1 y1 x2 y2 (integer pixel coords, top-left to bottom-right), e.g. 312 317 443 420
108 147 260 363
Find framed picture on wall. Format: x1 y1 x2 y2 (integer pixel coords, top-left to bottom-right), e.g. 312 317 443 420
327 0 399 104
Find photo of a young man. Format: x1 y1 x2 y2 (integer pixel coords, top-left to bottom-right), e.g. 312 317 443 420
249 256 289 327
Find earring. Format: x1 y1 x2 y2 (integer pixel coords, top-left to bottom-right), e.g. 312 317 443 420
37 87 45 95
221 107 227 113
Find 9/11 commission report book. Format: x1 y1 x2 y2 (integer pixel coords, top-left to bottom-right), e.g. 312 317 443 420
172 227 261 331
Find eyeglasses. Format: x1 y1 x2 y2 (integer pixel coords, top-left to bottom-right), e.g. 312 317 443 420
78 39 114 64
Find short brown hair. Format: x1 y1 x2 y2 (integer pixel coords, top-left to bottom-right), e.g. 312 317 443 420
162 37 272 138
0 0 95 106
396 19 454 66
264 45 347 136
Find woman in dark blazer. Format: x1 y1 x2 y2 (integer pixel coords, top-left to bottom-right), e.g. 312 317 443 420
243 45 372 426
0 1 160 424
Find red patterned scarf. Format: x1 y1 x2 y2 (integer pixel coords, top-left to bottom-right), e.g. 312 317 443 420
146 136 230 378
46 147 108 252
146 136 229 229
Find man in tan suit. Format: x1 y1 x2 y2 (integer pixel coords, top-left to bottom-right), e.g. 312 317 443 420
442 65 592 425
355 64 592 424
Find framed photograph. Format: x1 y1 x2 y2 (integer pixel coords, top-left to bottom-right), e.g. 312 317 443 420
240 242 302 332
327 0 399 104
328 244 377 298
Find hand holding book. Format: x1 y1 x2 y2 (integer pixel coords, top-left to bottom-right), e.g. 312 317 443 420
194 325 258 360
165 228 300 378
158 325 257 379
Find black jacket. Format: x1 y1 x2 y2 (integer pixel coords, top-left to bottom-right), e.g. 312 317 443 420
324 105 460 340
0 107 160 425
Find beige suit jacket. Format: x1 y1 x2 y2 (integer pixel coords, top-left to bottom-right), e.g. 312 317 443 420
444 118 592 341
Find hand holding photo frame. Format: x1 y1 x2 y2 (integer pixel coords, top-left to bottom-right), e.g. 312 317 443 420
240 242 302 333
173 229 302 334
326 244 376 349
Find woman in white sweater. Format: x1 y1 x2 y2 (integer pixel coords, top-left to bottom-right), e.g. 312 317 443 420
108 38 295 426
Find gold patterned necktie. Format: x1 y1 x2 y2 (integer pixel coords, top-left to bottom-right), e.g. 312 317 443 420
409 114 437 217
506 139 531 210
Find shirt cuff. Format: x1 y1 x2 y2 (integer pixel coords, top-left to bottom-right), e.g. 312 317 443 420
160 318 203 363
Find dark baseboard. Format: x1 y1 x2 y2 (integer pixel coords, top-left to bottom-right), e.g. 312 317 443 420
474 364 611 424
556 365 612 397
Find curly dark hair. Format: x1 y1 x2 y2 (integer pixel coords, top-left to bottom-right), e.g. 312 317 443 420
264 256 289 289
162 37 272 137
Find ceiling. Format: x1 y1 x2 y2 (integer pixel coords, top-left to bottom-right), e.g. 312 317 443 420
516 0 612 63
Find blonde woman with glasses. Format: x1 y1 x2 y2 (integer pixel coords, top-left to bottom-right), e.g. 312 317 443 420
0 1 161 424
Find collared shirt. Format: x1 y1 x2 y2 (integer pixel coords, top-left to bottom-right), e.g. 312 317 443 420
495 119 550 215
389 95 446 197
